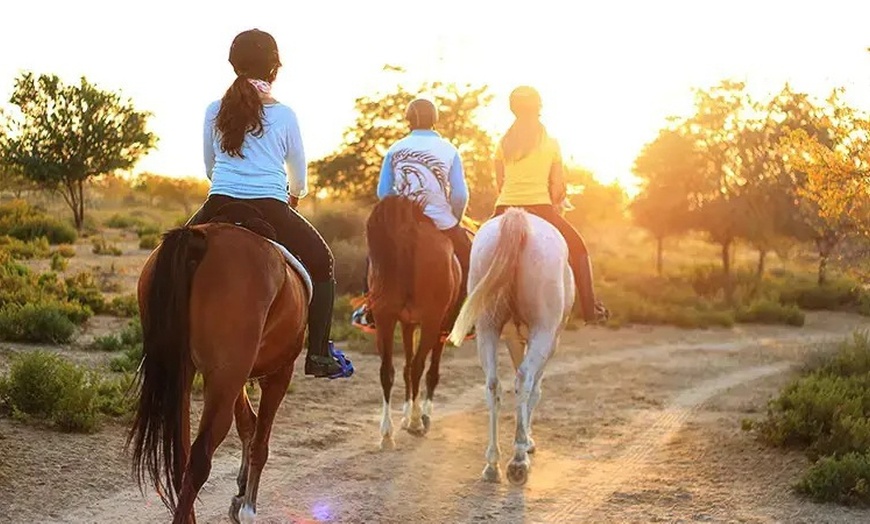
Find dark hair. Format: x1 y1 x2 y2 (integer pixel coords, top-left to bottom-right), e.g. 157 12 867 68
215 29 282 158
405 98 438 130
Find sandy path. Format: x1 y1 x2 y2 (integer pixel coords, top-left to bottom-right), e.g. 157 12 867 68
3 312 870 523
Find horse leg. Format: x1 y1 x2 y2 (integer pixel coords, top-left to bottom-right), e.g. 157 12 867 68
400 322 415 431
503 323 533 453
235 365 294 523
174 376 241 524
477 324 503 482
524 334 556 456
228 386 256 523
422 340 445 432
378 316 399 450
406 325 439 436
507 328 555 486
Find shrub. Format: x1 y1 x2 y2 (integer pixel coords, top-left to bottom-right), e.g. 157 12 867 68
749 331 870 506
0 351 133 432
91 237 122 256
104 213 144 229
138 233 159 250
50 251 69 272
106 294 138 317
135 223 161 238
0 200 77 244
0 235 50 259
65 271 106 314
796 452 870 506
55 244 76 258
309 206 367 245
735 299 805 327
0 302 80 343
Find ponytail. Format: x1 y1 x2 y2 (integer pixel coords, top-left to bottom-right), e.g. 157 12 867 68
214 77 265 158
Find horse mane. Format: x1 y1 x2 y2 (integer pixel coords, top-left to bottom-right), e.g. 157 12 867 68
366 195 431 309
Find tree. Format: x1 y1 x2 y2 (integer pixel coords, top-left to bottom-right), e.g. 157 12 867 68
739 85 829 278
0 72 156 230
781 88 870 284
630 128 704 275
312 69 496 219
677 80 764 302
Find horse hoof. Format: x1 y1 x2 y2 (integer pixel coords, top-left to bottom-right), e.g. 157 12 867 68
380 435 396 451
482 463 502 483
421 414 431 431
400 417 410 430
406 421 427 436
527 438 536 455
228 496 244 524
506 460 530 486
239 503 256 524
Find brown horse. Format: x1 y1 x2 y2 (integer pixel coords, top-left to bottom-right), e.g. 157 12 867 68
127 219 309 524
366 195 464 449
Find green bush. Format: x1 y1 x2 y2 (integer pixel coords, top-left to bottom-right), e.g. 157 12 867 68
0 235 50 259
136 223 161 238
106 294 138 317
104 213 145 229
107 319 144 373
55 244 76 258
0 258 103 342
0 351 133 433
50 251 69 272
749 331 870 506
0 200 77 244
91 237 122 256
138 233 159 250
736 299 805 327
65 271 106 314
796 452 870 506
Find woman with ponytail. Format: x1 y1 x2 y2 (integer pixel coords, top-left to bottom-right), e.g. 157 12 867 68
187 29 352 379
493 86 610 325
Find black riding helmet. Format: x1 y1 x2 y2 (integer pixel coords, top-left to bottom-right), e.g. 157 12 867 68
229 29 282 82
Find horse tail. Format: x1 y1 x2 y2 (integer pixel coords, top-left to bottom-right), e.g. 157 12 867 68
127 226 208 511
366 195 426 308
448 208 528 346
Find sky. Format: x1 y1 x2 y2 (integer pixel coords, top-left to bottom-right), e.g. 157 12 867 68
2 0 870 196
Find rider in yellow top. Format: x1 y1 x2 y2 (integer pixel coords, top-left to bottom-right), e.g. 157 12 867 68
493 86 609 324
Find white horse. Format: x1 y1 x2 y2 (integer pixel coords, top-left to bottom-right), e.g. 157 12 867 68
448 207 575 486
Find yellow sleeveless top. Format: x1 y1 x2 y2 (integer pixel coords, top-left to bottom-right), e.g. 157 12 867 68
494 135 562 207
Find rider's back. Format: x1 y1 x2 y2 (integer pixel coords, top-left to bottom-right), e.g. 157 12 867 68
379 129 462 230
204 100 306 203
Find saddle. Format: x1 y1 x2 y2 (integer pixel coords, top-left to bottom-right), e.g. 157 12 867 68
207 202 313 303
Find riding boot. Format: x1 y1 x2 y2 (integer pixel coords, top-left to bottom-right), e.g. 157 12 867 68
304 279 354 379
575 253 610 325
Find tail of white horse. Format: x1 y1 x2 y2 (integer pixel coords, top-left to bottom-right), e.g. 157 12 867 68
447 208 529 346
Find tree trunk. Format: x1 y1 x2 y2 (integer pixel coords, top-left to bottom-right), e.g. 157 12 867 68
816 234 838 286
656 236 664 276
721 240 733 304
75 180 85 231
818 253 829 286
757 250 767 279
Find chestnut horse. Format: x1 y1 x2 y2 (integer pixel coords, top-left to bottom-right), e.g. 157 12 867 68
128 219 310 524
365 196 463 449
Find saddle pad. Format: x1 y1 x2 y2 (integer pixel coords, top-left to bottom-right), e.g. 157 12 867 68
266 239 313 304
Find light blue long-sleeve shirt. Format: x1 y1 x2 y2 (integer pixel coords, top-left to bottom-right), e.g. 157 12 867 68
376 129 468 229
203 100 308 202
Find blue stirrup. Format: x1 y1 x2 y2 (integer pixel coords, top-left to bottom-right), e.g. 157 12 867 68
326 342 354 379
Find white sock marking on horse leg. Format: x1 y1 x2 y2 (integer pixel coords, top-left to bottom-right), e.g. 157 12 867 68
380 399 393 439
239 504 256 524
421 398 433 418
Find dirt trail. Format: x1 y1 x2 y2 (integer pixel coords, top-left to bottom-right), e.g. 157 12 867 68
6 312 870 523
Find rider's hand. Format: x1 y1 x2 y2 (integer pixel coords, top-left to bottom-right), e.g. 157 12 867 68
288 195 299 209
